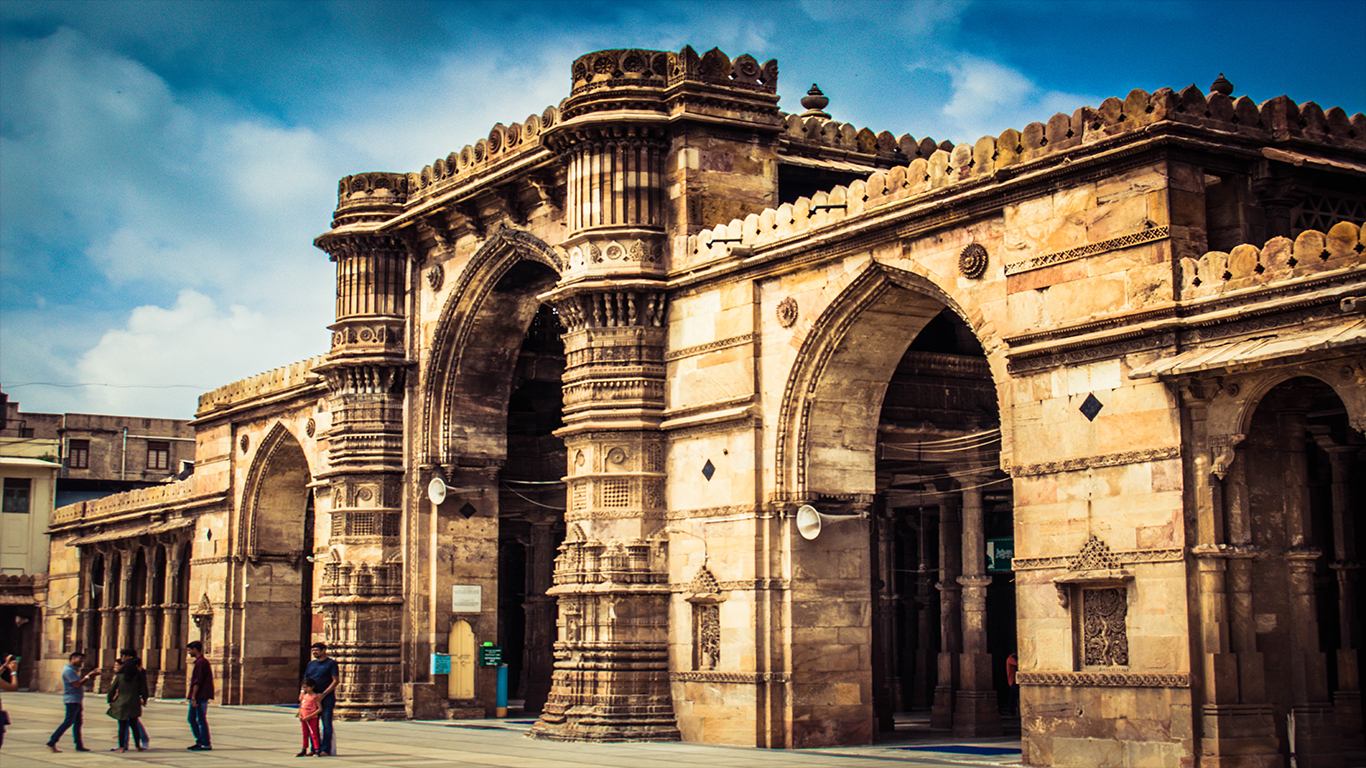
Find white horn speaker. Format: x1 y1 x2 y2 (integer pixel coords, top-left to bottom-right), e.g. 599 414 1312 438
795 503 865 540
427 477 448 506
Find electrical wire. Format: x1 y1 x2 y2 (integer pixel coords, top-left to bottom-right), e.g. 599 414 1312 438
500 483 566 510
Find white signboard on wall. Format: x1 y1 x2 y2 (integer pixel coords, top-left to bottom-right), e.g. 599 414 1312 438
452 585 482 613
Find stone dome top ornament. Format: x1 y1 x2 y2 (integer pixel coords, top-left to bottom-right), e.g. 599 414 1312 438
1210 73 1234 96
800 84 831 119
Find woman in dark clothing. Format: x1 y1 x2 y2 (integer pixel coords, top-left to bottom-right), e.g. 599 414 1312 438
106 658 148 752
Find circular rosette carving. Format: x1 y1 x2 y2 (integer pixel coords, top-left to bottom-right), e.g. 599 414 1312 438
959 243 989 279
305 418 316 438
776 297 798 328
427 264 444 291
239 435 250 453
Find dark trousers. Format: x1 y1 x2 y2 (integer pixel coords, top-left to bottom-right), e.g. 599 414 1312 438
187 699 211 746
117 717 140 749
47 702 84 748
318 695 335 754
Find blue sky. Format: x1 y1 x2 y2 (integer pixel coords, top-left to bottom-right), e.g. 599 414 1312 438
2 0 1364 419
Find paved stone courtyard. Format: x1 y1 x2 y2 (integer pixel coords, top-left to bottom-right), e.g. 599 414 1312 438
1 691 1023 767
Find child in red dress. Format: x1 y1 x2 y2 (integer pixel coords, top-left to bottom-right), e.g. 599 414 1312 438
297 678 322 757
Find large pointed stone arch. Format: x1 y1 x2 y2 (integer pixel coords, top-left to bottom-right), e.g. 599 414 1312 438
421 226 565 465
236 422 313 560
774 260 1006 502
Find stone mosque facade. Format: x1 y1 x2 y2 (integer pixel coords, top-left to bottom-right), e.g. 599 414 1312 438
40 47 1366 767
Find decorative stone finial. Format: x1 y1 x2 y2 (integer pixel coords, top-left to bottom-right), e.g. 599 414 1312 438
1211 73 1233 96
800 83 831 119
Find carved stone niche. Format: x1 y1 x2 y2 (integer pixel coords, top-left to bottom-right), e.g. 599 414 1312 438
1052 536 1133 669
684 566 726 671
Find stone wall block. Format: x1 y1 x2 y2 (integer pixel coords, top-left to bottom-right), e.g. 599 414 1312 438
1123 89 1152 127
1206 92 1235 125
845 180 867 215
927 150 951 189
996 128 1022 168
897 133 918 156
1021 121 1047 161
1299 101 1328 142
1227 243 1261 280
972 136 996 177
1146 88 1176 123
773 202 796 237
950 143 974 180
1046 112 1076 150
1292 229 1328 275
1260 95 1302 139
885 166 907 196
1325 221 1360 263
905 159 930 194
1260 235 1294 275
1096 96 1127 137
742 212 761 243
1174 85 1207 124
1232 96 1267 137
837 122 858 149
1197 252 1229 292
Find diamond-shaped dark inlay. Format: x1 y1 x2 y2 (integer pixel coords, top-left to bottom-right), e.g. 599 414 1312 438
1079 393 1104 422
459 502 478 519
701 459 716 481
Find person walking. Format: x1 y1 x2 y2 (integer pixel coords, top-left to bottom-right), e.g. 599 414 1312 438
45 651 98 752
0 654 19 751
186 641 214 751
303 642 341 756
106 657 148 752
115 648 152 749
297 678 323 757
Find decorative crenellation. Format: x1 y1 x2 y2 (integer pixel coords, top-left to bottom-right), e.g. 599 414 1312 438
197 356 327 416
331 173 410 227
667 46 777 94
404 106 560 202
320 561 402 598
1180 220 1365 298
552 537 667 587
1017 671 1189 688
687 87 1366 264
51 481 200 526
1011 446 1181 477
782 114 953 166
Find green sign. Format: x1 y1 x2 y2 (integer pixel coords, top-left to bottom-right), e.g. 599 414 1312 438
987 538 1014 572
479 643 502 667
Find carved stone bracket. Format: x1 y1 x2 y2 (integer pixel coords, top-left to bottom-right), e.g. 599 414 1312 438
1209 433 1246 479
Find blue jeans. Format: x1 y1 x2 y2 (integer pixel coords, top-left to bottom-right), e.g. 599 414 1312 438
187 700 210 747
318 695 335 754
47 702 83 748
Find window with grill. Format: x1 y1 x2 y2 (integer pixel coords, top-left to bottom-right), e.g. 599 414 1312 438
601 478 630 508
1291 194 1366 237
2 477 32 514
68 439 90 469
147 441 170 470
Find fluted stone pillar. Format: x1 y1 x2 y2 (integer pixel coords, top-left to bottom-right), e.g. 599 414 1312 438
142 546 161 671
314 220 412 721
99 551 118 674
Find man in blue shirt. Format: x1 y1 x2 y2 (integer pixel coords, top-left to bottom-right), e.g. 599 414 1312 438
303 642 341 756
45 652 97 752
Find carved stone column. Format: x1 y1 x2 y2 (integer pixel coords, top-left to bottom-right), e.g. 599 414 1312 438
117 548 136 655
1279 409 1342 767
314 217 412 721
1312 429 1363 749
99 549 118 673
931 493 962 730
141 545 161 671
161 541 185 676
954 477 1001 737
523 516 558 713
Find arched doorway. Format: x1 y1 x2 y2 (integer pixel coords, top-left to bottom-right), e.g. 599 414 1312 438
234 427 315 704
778 262 1013 746
871 308 1014 737
1240 376 1365 756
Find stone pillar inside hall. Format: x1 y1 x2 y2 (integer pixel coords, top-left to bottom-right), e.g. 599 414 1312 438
141 545 161 673
931 492 962 730
161 541 185 685
953 476 1002 737
314 209 412 721
1312 429 1363 749
1279 408 1342 766
99 549 118 678
117 548 135 656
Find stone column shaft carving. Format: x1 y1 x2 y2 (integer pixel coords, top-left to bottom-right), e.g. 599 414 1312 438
953 479 1001 738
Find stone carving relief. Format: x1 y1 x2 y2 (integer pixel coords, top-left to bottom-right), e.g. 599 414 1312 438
1082 587 1130 666
776 297 798 328
693 603 720 670
427 264 444 291
959 242 989 279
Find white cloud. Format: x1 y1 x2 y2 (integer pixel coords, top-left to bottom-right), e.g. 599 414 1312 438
934 56 1099 142
72 289 325 418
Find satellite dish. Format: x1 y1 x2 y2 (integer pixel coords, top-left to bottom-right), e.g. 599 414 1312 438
427 477 448 506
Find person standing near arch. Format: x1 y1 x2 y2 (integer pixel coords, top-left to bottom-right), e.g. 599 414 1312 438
304 642 341 756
